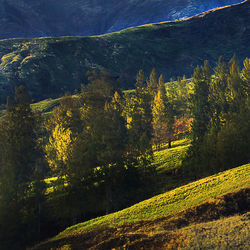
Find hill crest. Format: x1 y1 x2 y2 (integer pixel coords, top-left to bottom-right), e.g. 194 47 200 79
0 0 242 39
0 0 249 103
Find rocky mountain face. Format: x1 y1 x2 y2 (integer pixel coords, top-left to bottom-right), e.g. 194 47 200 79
0 0 248 103
0 0 242 39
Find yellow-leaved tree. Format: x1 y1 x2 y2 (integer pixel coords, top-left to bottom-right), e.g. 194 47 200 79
45 95 81 177
45 124 73 175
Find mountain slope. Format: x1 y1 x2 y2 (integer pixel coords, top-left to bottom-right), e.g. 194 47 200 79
0 0 242 39
0 0 249 103
33 163 250 249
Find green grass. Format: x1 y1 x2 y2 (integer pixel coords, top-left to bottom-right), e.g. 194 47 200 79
0 97 60 119
43 139 190 194
153 139 190 173
178 212 250 249
52 163 250 241
31 98 60 114
0 1 248 104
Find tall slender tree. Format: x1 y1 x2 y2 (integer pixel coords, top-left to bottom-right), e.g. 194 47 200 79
152 75 174 148
191 64 210 144
0 86 45 248
147 68 158 96
128 70 153 159
45 94 82 178
242 58 250 97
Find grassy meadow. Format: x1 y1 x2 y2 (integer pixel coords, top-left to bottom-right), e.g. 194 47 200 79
44 138 191 194
177 212 250 249
153 139 190 174
45 163 249 244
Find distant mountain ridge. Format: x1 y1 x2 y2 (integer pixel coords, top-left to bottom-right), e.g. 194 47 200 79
0 0 242 39
0 0 249 103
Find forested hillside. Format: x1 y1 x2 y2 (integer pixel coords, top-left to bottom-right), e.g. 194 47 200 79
0 0 241 39
0 0 249 104
0 54 249 249
0 1 249 249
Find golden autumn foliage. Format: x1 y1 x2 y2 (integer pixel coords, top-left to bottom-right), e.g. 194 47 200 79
45 124 73 172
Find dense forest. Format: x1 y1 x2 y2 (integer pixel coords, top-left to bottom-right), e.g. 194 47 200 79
0 55 249 249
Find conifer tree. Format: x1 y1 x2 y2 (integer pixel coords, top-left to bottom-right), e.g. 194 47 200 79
209 57 228 120
242 58 250 97
147 68 158 96
0 86 45 248
185 57 249 175
152 75 174 148
227 56 243 111
135 69 146 95
129 71 153 159
214 57 250 171
69 71 129 213
191 65 210 144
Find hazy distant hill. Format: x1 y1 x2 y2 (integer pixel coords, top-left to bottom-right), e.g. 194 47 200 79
0 0 242 39
0 0 249 103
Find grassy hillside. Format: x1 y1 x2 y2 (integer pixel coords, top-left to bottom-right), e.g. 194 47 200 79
35 163 250 249
0 0 241 39
177 212 250 249
0 0 249 103
44 139 191 194
153 139 190 173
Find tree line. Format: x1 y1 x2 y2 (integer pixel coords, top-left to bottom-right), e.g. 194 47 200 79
185 56 249 176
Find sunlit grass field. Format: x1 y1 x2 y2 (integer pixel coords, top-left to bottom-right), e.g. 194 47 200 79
44 138 191 194
31 98 60 114
51 163 249 241
0 97 60 120
177 212 250 249
153 139 190 173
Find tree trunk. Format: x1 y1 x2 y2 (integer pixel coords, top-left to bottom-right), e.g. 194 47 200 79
168 139 172 148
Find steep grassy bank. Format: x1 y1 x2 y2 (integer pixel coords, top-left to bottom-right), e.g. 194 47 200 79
34 163 250 249
177 212 250 249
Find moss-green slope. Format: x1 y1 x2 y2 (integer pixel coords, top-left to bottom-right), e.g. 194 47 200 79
0 0 249 103
48 163 249 242
0 0 241 39
177 212 250 249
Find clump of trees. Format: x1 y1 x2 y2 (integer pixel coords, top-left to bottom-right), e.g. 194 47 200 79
44 70 156 221
0 56 248 249
185 57 250 176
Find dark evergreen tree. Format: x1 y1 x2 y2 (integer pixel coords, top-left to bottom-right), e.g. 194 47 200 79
185 57 250 176
147 68 158 96
152 75 174 148
227 56 243 112
0 86 45 249
191 64 210 144
209 57 228 133
128 71 153 159
136 69 146 89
